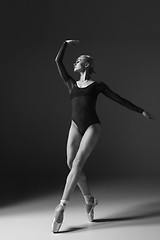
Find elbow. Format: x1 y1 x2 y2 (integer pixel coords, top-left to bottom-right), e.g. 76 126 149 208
55 56 61 63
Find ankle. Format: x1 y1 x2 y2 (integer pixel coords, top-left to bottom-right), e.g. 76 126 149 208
84 194 94 204
59 199 68 210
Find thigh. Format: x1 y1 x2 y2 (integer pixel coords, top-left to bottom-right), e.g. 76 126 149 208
73 124 101 168
66 121 82 167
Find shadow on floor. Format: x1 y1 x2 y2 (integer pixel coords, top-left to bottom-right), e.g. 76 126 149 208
58 226 87 234
58 200 160 233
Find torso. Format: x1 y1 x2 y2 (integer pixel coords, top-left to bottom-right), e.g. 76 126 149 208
68 79 143 136
70 80 101 135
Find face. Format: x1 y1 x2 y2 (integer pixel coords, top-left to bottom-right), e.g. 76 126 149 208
73 56 87 73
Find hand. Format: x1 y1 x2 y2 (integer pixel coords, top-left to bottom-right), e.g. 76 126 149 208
142 111 155 120
65 40 80 46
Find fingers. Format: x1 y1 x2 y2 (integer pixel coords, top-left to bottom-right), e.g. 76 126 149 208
66 39 79 43
147 112 155 120
143 111 155 120
65 40 80 46
72 40 80 45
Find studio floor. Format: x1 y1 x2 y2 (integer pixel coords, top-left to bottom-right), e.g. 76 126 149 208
0 176 160 240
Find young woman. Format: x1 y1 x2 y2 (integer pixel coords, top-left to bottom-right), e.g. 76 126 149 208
52 40 154 233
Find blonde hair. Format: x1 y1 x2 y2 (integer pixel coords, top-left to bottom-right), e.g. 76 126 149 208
80 55 95 74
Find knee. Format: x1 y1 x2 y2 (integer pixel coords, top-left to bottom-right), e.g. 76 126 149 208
67 159 84 175
72 158 84 172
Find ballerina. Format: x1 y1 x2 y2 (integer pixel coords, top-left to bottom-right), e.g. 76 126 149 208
52 39 154 233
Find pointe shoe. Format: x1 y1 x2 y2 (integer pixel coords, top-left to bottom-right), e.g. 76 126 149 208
52 204 64 233
85 196 98 222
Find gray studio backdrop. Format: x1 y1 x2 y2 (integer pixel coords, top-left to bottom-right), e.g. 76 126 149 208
1 0 160 178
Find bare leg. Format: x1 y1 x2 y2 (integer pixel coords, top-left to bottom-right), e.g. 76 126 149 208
52 123 100 232
78 171 91 196
62 123 101 201
66 121 92 196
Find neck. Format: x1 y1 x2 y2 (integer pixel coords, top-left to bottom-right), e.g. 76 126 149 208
79 71 91 82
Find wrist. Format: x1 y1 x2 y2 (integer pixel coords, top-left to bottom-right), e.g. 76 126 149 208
142 110 146 116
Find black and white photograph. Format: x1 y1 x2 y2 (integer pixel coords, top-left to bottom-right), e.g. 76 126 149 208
1 0 160 239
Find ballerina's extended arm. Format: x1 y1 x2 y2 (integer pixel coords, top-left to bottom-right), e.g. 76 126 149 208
100 82 154 120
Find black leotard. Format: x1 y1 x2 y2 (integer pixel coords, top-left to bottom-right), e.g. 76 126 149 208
55 42 143 135
70 81 143 135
